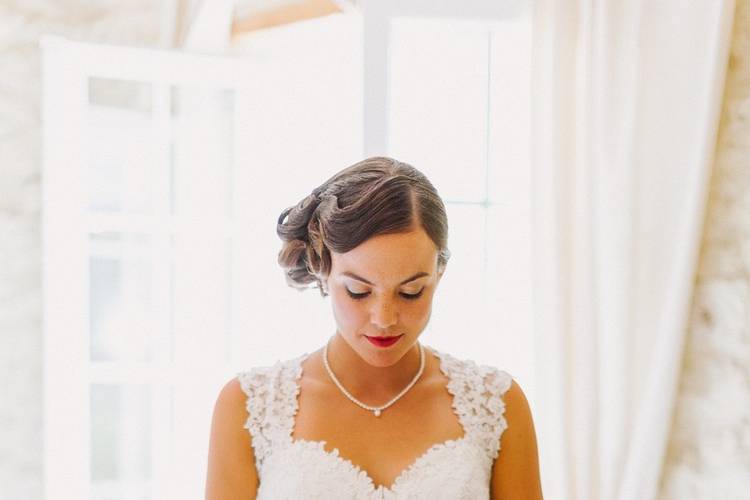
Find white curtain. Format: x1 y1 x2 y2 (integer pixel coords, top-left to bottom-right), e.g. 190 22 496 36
529 1 735 500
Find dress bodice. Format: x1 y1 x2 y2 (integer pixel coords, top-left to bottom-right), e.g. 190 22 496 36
236 344 514 499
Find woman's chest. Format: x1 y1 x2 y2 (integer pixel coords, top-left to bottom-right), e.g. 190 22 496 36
290 373 466 489
259 438 490 500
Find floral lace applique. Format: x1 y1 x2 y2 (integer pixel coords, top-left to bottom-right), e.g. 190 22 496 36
433 348 513 461
236 346 513 499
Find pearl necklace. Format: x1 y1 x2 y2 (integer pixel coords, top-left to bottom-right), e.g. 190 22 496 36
323 338 425 417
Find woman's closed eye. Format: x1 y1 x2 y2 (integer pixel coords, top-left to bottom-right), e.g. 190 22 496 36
346 288 424 300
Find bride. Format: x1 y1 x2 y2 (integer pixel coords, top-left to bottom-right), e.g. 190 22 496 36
205 156 543 499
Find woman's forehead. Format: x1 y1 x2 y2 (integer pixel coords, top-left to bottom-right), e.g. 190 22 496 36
331 229 438 279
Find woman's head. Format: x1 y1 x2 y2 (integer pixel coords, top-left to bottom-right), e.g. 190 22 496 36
276 156 451 297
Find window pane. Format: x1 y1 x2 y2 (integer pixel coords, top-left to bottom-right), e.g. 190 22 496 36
487 16 532 204
486 203 534 383
170 85 235 219
388 18 490 202
171 231 230 364
86 78 158 215
89 232 156 362
90 384 152 500
388 16 532 206
429 203 488 352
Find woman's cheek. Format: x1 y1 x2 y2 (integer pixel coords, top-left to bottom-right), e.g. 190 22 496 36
412 293 435 326
411 301 431 325
331 292 363 329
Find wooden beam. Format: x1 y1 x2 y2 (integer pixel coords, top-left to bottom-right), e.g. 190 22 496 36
231 0 343 36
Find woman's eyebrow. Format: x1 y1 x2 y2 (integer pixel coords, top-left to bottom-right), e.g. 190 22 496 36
341 271 429 286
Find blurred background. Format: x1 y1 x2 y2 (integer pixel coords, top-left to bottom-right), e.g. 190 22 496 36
0 0 748 499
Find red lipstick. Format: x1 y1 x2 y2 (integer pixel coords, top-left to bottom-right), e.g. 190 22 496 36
365 334 403 348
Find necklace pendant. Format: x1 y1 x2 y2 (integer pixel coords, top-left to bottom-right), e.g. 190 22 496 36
324 339 425 421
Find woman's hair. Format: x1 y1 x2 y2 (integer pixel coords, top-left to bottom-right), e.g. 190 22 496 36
276 156 451 297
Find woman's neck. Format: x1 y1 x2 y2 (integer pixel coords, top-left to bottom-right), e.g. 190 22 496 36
322 333 425 401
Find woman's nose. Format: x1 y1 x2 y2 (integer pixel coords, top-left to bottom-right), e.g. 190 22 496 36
370 297 398 329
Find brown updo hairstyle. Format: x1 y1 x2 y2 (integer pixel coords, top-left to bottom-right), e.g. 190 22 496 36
276 156 451 297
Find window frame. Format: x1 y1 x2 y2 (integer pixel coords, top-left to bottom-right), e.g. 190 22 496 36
40 35 250 499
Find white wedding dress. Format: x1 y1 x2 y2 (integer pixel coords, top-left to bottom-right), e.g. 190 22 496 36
237 345 514 499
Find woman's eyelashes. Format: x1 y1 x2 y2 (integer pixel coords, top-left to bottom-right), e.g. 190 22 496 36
345 288 425 300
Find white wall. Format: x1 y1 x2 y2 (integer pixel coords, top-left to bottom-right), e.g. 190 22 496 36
0 2 161 497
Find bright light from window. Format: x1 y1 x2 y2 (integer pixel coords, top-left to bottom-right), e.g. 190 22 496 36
42 6 532 498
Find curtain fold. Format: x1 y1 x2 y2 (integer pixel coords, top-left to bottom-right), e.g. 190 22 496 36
530 1 736 500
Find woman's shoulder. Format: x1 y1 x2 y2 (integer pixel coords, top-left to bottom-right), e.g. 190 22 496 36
426 345 521 462
206 378 260 496
235 350 310 396
229 352 311 464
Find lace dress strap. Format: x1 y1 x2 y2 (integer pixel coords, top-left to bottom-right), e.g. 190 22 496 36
429 346 514 461
237 352 307 468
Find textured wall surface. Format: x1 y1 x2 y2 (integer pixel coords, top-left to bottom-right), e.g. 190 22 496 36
0 2 160 497
658 1 750 499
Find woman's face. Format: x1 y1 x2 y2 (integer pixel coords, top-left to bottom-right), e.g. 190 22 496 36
325 226 444 367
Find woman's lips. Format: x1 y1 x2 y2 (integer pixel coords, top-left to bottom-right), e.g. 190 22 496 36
365 334 404 348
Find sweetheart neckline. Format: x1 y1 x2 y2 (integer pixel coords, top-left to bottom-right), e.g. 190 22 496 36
287 345 470 492
287 434 471 492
